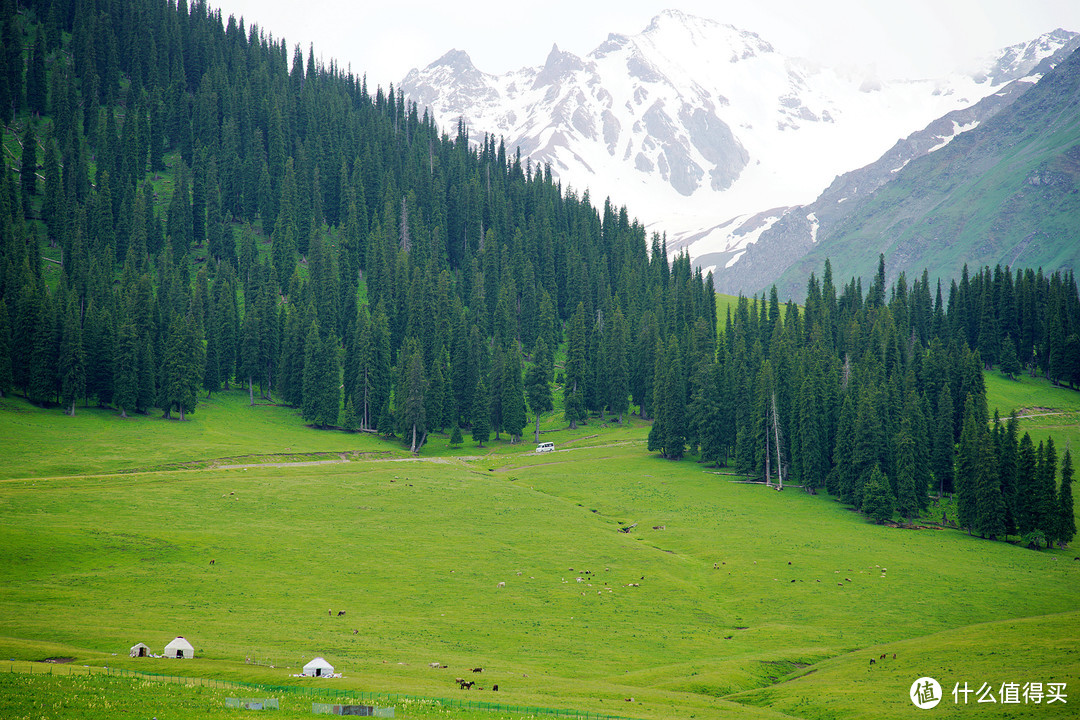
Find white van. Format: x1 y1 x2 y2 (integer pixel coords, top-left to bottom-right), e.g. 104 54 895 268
536 442 555 453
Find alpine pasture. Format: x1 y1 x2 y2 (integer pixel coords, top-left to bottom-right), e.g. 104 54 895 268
0 372 1078 719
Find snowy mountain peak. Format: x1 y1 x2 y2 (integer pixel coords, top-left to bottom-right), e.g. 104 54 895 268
640 9 775 61
534 44 586 89
401 15 1080 253
429 48 478 73
975 28 1080 84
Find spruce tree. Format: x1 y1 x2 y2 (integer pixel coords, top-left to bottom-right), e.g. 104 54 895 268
426 356 447 434
998 413 1020 536
28 291 56 407
239 306 260 406
862 466 895 524
0 298 12 398
400 348 428 453
564 302 588 429
59 299 86 416
472 375 491 447
301 323 325 425
894 426 919 522
956 397 981 533
830 391 857 500
203 306 221 397
161 313 201 421
525 337 554 444
83 302 115 407
502 349 527 443
1056 449 1076 546
999 335 1021 379
605 304 630 423
114 320 138 418
1036 438 1058 547
136 331 156 414
651 339 687 460
342 397 359 432
693 363 727 468
973 433 1005 540
26 31 46 116
1016 432 1038 535
851 387 885 508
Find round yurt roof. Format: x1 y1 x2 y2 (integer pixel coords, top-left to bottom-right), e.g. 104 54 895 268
303 656 334 671
129 642 150 655
165 636 194 651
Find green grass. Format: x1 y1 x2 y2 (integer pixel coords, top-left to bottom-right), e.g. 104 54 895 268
984 370 1080 453
0 378 1078 719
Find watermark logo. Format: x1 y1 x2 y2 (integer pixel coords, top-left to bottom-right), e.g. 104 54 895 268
911 677 943 709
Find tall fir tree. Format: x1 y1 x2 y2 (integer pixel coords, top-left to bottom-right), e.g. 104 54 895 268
502 349 527 443
114 319 139 418
1016 432 1038 535
973 431 1006 540
955 397 981 533
525 337 554 443
862 465 895 524
1056 449 1076 547
58 298 86 416
563 302 588 429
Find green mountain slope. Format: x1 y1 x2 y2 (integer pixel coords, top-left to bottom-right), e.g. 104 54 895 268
775 46 1080 293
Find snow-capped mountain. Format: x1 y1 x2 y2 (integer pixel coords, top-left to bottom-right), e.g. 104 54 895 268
401 12 1078 288
687 28 1080 294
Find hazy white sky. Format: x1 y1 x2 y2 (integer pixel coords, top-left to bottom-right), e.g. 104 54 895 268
208 1 1080 87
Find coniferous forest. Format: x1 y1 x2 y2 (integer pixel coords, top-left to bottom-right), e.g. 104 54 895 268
0 0 1076 545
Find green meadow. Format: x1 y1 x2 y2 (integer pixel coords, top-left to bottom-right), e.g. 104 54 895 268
0 372 1078 719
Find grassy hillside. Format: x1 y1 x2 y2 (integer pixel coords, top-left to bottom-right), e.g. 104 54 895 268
1 374 1078 719
985 370 1080 453
772 47 1080 299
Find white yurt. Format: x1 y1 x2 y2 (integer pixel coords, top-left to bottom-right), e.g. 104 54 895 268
129 642 151 658
164 636 194 659
302 656 334 677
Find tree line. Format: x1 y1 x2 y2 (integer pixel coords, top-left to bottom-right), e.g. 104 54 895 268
651 255 1077 546
0 0 716 449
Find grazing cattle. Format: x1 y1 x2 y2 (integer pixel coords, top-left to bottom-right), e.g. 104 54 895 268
892 653 896 659
353 629 358 635
337 611 346 616
209 559 215 565
880 653 886 659
497 582 505 588
869 658 875 665
492 684 499 691
788 561 792 565
471 667 483 673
